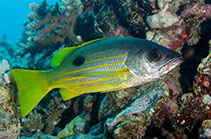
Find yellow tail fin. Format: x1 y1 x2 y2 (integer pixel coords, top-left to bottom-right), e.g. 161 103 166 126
11 69 52 117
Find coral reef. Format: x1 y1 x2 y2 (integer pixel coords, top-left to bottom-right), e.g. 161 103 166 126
144 41 210 138
194 43 211 96
56 79 169 138
145 0 211 51
20 0 83 56
1 0 210 138
57 95 94 138
199 120 211 138
20 133 59 139
0 60 21 138
20 91 71 137
104 80 169 138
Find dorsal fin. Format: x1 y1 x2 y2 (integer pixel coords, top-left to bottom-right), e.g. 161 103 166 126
77 37 107 47
51 37 108 68
51 47 78 68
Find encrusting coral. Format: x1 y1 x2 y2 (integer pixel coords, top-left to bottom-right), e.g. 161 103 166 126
57 95 94 138
104 80 169 138
0 60 21 138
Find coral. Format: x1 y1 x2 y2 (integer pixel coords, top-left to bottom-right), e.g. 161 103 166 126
19 0 83 56
104 80 169 138
146 4 179 29
110 0 150 35
57 95 94 138
193 42 211 118
0 60 10 84
43 92 71 134
20 91 71 136
20 110 44 136
98 87 140 121
199 120 211 138
76 0 211 52
0 60 21 138
194 46 211 96
145 43 210 138
20 133 59 139
145 1 211 51
3 0 211 138
180 3 211 19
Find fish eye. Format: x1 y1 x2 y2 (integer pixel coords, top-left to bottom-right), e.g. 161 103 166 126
73 56 85 66
150 50 162 61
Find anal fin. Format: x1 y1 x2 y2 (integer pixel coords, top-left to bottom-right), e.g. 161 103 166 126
60 88 81 101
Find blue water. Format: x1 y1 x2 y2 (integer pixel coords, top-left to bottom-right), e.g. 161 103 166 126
0 0 57 44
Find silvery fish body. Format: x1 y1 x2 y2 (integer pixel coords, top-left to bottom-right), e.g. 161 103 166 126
49 37 182 94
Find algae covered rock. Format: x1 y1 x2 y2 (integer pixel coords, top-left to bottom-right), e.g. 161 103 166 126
0 60 21 138
57 95 94 138
103 79 169 138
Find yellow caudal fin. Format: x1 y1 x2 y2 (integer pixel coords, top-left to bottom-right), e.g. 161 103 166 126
11 69 52 117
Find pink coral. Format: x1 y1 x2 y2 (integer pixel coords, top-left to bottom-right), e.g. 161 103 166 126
181 3 211 19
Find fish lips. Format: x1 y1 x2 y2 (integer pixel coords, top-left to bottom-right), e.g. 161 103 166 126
160 56 183 74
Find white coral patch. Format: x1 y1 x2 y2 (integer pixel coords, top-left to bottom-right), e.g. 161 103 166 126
0 60 10 75
145 31 155 41
146 3 179 29
202 94 211 105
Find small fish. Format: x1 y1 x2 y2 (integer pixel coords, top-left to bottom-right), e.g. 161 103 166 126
11 36 183 117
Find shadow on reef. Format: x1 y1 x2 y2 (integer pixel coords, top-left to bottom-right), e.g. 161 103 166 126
53 93 106 136
180 19 211 94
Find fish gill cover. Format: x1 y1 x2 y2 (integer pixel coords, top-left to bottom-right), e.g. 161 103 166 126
0 0 210 138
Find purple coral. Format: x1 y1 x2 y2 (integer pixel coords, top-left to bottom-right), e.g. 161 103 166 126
181 3 211 19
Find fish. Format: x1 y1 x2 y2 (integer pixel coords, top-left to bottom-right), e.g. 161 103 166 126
11 36 183 117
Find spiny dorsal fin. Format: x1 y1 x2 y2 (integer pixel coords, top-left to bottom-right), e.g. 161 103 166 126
51 37 108 68
77 37 107 48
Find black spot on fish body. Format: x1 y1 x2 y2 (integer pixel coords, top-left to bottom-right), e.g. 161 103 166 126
73 56 85 66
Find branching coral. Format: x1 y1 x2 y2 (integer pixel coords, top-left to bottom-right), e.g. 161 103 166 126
20 91 71 136
19 0 83 56
20 110 44 136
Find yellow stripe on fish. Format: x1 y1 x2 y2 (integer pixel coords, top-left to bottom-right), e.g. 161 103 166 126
63 61 125 75
85 53 128 64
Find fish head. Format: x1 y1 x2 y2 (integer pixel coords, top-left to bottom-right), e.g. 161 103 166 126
127 41 183 82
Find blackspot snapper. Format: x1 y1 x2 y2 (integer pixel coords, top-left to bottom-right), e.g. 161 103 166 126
11 36 183 117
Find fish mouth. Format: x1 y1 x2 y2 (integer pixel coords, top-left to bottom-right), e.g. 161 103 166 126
160 56 183 74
